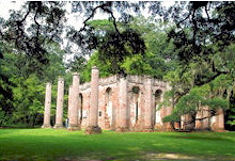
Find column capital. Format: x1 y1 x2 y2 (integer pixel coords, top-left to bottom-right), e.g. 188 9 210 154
46 82 52 85
120 76 128 81
92 66 99 70
144 75 152 80
58 77 64 81
73 72 79 76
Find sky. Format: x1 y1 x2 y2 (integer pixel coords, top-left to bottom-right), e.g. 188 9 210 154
0 1 175 62
0 1 174 29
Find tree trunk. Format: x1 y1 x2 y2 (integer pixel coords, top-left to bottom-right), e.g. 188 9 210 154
31 113 38 128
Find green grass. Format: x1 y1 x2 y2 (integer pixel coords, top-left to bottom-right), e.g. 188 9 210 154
0 129 235 161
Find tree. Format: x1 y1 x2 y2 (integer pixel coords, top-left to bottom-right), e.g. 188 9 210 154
161 2 235 130
75 17 176 80
1 1 234 130
0 39 67 127
0 2 66 70
11 74 44 127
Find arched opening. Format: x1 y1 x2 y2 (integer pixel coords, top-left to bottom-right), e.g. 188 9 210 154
105 87 112 128
130 86 141 127
79 93 83 124
154 89 162 126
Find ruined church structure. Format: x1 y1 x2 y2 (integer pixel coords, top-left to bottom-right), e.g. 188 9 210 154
42 66 225 133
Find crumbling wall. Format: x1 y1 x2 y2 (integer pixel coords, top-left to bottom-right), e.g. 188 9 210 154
44 71 225 132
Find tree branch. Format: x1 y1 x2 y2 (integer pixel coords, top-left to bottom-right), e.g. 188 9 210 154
205 5 210 20
102 8 120 34
176 12 191 27
34 6 41 39
78 2 112 33
18 2 32 24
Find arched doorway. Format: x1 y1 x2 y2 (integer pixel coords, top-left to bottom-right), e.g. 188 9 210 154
154 89 162 127
130 86 141 128
78 93 83 124
105 87 112 129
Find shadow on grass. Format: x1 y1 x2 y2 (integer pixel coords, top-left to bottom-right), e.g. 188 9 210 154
160 133 234 142
0 129 235 161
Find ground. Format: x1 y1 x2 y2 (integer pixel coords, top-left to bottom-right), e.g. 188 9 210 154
0 129 234 161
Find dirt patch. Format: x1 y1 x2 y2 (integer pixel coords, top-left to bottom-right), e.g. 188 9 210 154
145 153 199 160
61 157 102 161
143 152 231 161
60 153 234 161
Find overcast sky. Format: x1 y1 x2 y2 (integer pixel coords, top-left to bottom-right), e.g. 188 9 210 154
0 1 174 28
0 1 175 62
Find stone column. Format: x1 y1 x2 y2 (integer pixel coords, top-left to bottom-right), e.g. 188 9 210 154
85 66 102 134
116 77 128 132
143 76 154 132
68 73 80 130
42 82 52 128
54 77 64 128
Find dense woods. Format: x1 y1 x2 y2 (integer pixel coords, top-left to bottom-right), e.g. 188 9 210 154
0 1 234 130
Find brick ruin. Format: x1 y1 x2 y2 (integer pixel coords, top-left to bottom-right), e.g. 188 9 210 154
42 66 225 133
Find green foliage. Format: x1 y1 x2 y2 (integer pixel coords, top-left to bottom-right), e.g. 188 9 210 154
0 109 7 126
80 51 112 83
164 81 230 123
0 41 67 127
66 55 87 73
42 42 66 82
121 54 153 75
87 19 117 34
80 17 176 80
11 74 44 127
129 16 176 79
97 28 146 74
226 94 235 129
163 112 181 122
0 2 234 130
162 43 235 128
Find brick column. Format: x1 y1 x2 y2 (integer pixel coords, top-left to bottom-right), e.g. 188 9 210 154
184 114 194 130
163 84 174 131
68 73 81 130
54 77 64 128
42 82 52 128
164 106 173 131
180 115 185 129
195 110 202 130
174 122 180 129
85 66 102 134
143 76 154 132
215 108 224 132
116 77 128 132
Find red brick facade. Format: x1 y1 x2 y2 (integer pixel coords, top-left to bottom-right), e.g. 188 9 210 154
43 68 225 132
77 74 174 131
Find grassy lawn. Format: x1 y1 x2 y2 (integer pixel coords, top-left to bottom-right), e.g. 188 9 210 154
0 129 235 161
